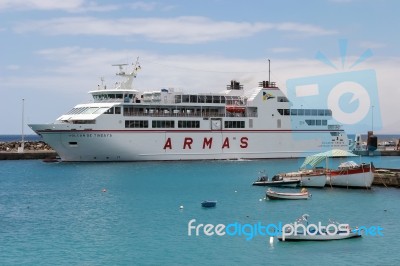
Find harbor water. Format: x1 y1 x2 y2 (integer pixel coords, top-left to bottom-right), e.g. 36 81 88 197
1 156 399 265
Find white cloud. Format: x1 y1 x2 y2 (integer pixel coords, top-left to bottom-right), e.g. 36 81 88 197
0 0 118 12
275 22 336 36
14 16 336 44
0 0 85 10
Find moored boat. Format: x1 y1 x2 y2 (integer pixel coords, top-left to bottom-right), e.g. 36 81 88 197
252 171 300 187
326 161 374 188
307 150 374 188
266 188 311 200
279 169 327 188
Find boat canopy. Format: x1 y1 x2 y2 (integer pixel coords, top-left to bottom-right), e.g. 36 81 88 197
301 149 358 168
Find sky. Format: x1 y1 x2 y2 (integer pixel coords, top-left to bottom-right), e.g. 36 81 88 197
1 0 399 135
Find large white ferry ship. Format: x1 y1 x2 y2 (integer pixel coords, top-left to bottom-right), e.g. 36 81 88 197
29 59 349 162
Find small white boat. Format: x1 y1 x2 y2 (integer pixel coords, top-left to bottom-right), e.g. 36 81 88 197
266 188 311 200
278 214 362 241
252 171 300 187
278 230 361 241
280 169 326 188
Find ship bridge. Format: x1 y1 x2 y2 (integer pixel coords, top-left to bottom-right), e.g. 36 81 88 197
89 89 139 103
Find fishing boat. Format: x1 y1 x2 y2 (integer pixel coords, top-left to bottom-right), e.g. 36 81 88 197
252 171 300 187
278 214 361 241
201 200 217 208
299 149 374 188
266 188 311 200
28 58 349 162
327 161 374 188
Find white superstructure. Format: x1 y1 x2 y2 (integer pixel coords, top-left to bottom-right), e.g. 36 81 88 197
29 59 349 162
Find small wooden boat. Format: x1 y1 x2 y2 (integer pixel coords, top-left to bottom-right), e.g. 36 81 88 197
252 171 300 187
266 188 311 200
201 200 217 208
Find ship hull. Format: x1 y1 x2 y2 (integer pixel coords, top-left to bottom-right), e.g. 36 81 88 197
30 128 349 162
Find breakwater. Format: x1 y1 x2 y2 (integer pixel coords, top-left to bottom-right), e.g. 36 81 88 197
0 141 58 160
353 150 400 156
373 168 400 188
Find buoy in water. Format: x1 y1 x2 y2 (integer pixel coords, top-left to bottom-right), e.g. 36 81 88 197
180 205 184 209
102 188 107 192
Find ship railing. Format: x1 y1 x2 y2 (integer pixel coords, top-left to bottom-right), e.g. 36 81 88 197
93 98 125 103
122 111 257 118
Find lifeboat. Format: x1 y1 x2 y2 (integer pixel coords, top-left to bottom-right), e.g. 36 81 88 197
226 105 245 113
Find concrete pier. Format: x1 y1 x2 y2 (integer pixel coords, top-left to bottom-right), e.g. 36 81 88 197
0 141 58 160
353 150 400 156
373 168 400 188
0 150 58 160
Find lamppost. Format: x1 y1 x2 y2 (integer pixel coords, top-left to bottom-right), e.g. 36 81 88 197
18 98 25 153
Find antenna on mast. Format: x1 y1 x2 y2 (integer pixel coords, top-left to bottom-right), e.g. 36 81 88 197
268 59 271 84
133 56 141 72
112 63 128 76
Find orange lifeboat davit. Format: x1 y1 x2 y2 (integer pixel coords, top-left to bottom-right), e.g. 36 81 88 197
226 105 246 113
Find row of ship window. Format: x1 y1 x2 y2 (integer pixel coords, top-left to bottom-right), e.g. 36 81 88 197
277 109 332 116
124 120 246 129
91 93 244 104
305 119 328 126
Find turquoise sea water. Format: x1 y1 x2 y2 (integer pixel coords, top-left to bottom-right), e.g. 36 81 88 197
1 157 399 265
